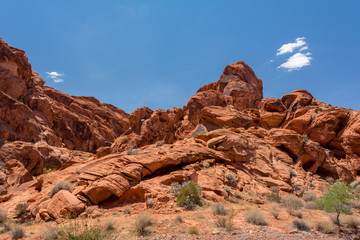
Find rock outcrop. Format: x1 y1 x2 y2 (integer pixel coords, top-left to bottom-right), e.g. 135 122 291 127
1 38 360 223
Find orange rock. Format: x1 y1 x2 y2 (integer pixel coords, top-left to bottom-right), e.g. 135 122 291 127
46 190 85 220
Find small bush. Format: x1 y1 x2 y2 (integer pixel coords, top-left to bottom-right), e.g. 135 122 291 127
11 226 24 239
212 203 227 216
155 140 164 146
43 168 56 174
305 202 318 210
147 198 154 208
43 227 58 240
234 190 242 199
50 181 72 198
271 208 280 219
350 200 360 209
287 208 303 218
292 220 310 232
317 221 335 234
0 208 7 223
135 214 153 236
224 186 231 196
344 216 360 229
15 203 29 218
267 187 281 203
105 219 115 231
57 220 109 240
281 195 304 210
123 208 131 215
326 177 335 184
202 161 210 168
171 181 202 210
215 211 235 232
245 209 267 226
225 172 237 185
228 197 239 204
302 191 316 202
4 222 11 232
187 226 199 234
175 216 183 223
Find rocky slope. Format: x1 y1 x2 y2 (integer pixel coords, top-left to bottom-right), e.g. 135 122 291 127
0 37 360 234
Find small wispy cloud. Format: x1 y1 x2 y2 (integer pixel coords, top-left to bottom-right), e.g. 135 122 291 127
277 37 307 56
46 71 65 83
277 52 312 71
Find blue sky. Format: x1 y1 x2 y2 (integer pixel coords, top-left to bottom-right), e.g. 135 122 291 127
1 1 359 113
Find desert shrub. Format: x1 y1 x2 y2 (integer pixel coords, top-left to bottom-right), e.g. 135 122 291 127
15 203 29 218
228 197 239 204
225 172 237 185
127 146 139 155
245 209 267 226
50 181 72 198
175 216 183 223
212 203 227 216
171 181 202 210
350 200 360 209
271 208 280 219
104 219 115 231
43 227 58 240
11 226 24 239
267 187 281 203
57 220 109 240
4 222 11 231
287 208 303 218
215 211 235 231
202 161 210 168
305 202 318 210
123 208 131 215
43 168 56 174
317 181 354 230
317 221 335 234
326 177 335 184
135 214 153 236
292 220 310 232
155 140 164 146
234 190 242 199
302 191 316 202
343 216 360 229
281 195 304 210
223 186 231 196
147 198 154 208
0 208 7 223
187 226 199 234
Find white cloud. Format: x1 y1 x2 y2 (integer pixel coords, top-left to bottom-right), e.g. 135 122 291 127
277 37 307 55
45 71 65 83
277 52 312 71
299 46 309 51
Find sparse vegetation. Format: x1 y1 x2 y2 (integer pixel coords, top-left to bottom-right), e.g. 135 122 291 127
234 190 242 199
228 197 239 204
245 209 268 226
175 215 183 223
224 186 231 196
305 201 318 210
212 203 227 216
50 181 72 198
302 191 316 202
104 219 115 231
147 198 154 208
316 181 354 231
171 181 202 210
127 146 139 155
215 210 236 231
187 226 199 234
11 226 25 239
292 220 310 232
155 140 164 146
267 187 281 203
43 227 58 240
225 172 237 185
57 220 109 240
326 177 335 184
123 207 131 215
287 208 303 218
15 203 29 218
135 214 153 236
281 195 304 210
0 208 7 223
270 207 280 219
343 215 360 229
202 161 210 168
43 168 56 174
317 220 335 234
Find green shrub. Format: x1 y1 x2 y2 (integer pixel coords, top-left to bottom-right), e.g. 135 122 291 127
187 226 199 234
171 181 202 210
212 203 227 216
245 209 267 226
15 203 29 218
281 195 304 210
135 214 153 236
11 226 24 239
50 181 72 198
57 220 109 240
317 181 354 230
302 191 316 202
43 168 56 174
292 220 310 232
